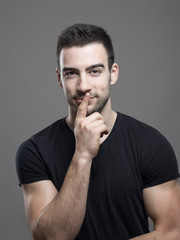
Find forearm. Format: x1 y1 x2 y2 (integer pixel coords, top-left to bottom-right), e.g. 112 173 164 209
130 230 163 240
33 153 92 240
130 229 179 240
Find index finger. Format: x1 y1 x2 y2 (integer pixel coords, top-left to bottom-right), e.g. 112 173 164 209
76 93 90 119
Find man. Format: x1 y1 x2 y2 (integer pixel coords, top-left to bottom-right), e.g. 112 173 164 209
16 24 180 240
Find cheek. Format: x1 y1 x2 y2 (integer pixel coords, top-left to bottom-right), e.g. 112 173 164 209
97 73 110 86
94 78 110 91
63 81 77 96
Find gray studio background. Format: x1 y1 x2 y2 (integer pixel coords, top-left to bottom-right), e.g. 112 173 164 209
1 1 180 239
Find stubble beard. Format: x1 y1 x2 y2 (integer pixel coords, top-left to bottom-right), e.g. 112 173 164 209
69 82 111 117
86 90 110 116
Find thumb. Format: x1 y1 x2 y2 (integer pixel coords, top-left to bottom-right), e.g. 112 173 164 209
76 93 90 119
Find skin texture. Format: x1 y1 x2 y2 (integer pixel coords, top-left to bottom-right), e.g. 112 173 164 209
22 43 180 240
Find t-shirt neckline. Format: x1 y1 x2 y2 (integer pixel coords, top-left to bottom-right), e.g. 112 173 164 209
99 111 121 148
62 112 121 148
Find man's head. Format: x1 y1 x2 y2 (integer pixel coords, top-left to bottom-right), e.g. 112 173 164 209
56 24 119 118
56 23 115 71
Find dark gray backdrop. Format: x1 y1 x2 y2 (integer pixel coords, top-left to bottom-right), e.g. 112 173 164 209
1 1 179 239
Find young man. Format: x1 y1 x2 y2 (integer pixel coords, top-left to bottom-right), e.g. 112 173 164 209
16 24 180 240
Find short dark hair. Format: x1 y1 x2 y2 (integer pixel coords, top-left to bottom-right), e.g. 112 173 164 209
56 23 115 71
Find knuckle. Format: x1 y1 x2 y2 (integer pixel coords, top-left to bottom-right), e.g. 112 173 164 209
104 124 107 129
101 124 108 132
79 121 85 128
93 112 102 119
95 112 101 118
78 106 84 112
84 124 89 131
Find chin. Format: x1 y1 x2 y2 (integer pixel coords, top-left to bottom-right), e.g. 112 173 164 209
86 106 102 116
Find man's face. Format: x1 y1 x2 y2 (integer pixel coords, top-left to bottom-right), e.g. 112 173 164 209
58 43 117 116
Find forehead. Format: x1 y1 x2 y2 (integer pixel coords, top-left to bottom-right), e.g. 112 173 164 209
59 43 108 69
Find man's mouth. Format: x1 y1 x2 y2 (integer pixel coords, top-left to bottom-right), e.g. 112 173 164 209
75 98 84 103
75 96 96 103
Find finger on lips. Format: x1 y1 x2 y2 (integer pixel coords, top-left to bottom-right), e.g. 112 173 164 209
76 93 90 119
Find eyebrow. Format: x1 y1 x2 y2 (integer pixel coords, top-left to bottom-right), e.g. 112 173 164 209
85 64 105 71
62 67 78 73
62 64 105 73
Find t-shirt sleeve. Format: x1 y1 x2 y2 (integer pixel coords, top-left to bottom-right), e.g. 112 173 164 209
16 139 50 186
141 130 180 188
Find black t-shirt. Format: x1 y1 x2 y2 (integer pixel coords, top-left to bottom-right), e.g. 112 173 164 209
16 112 180 239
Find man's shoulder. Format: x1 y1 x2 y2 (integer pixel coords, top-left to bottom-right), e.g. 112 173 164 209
118 112 156 132
33 118 64 137
19 117 67 149
116 112 159 143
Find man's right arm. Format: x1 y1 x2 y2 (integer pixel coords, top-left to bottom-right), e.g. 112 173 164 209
23 153 93 240
22 93 108 240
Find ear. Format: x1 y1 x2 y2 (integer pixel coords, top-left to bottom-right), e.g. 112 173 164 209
110 63 119 86
56 68 63 88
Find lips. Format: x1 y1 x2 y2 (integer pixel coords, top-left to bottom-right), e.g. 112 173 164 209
75 95 96 99
75 96 96 103
75 98 84 103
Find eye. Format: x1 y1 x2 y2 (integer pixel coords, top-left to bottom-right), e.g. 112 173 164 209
64 71 78 78
90 69 101 76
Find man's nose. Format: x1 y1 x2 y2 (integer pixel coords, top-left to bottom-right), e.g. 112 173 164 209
77 74 91 93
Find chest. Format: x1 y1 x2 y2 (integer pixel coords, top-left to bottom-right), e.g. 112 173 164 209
46 131 143 202
88 143 143 205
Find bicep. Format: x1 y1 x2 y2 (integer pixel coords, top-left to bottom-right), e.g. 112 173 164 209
143 180 180 234
22 180 58 233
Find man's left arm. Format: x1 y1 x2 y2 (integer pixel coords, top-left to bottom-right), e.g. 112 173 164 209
130 179 180 240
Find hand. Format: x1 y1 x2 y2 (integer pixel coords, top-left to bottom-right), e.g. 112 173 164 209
74 93 109 160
